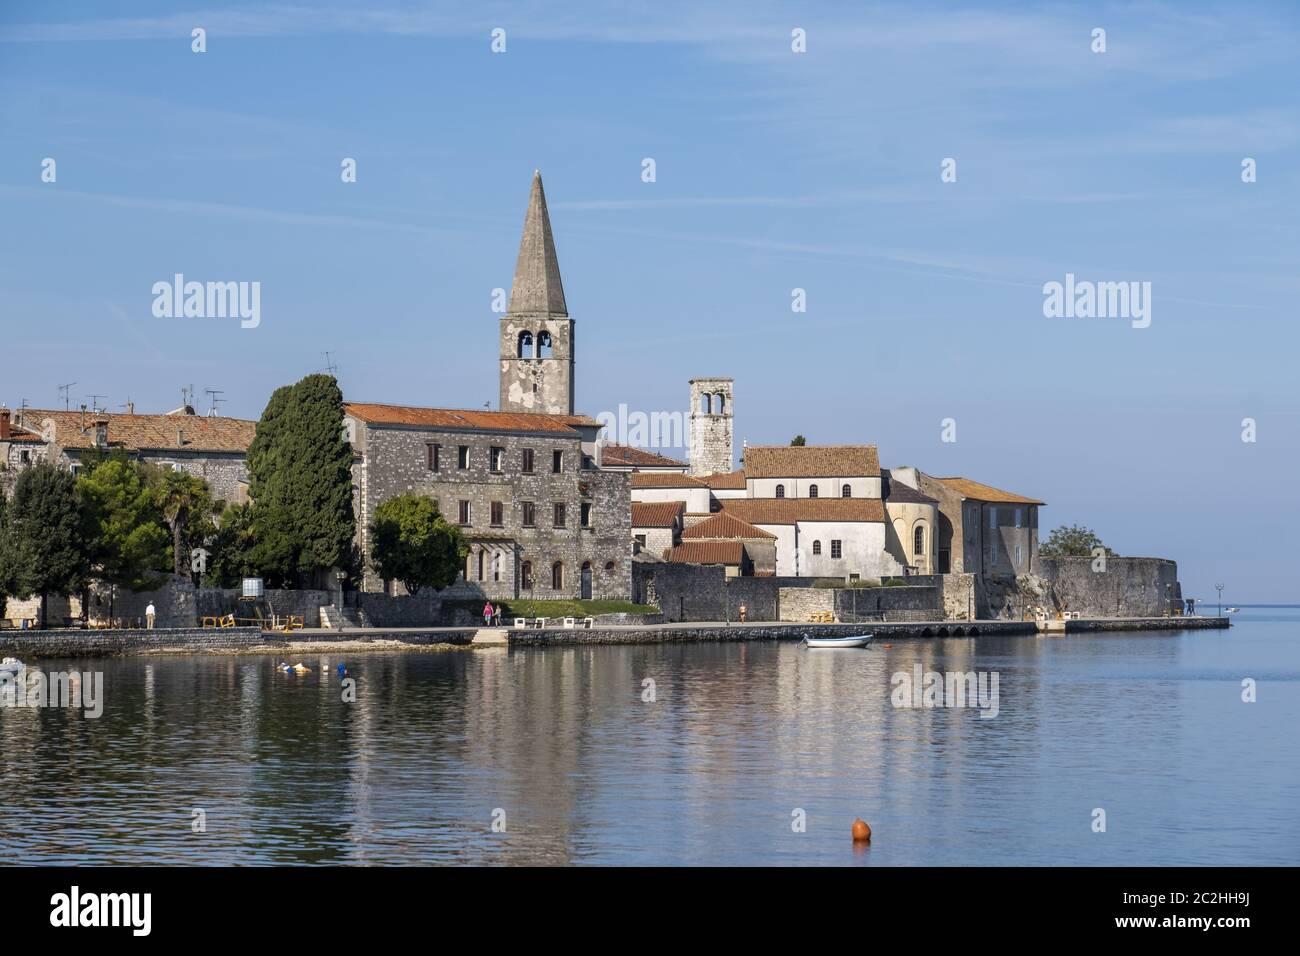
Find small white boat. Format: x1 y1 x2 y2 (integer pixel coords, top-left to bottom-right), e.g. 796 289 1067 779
801 634 874 649
1225 607 1241 614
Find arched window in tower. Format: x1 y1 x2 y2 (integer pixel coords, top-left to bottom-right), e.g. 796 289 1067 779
521 560 533 590
809 484 819 498
715 392 726 414
551 561 564 590
517 330 533 358
914 524 926 558
537 330 553 358
699 393 711 414
775 484 785 498
841 484 851 498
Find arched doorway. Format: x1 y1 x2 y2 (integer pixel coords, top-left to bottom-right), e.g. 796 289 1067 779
581 561 592 600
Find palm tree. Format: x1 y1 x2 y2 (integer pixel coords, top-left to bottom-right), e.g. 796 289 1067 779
152 470 214 577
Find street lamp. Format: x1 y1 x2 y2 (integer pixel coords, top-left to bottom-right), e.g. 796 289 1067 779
1215 583 1224 617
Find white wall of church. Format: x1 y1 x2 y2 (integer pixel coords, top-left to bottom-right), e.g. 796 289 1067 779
746 476 882 499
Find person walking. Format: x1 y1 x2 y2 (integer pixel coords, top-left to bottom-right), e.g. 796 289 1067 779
738 603 748 623
145 601 157 629
483 601 493 626
493 603 503 626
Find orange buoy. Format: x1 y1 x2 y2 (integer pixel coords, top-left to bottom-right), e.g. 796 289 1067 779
851 818 872 842
880 643 893 649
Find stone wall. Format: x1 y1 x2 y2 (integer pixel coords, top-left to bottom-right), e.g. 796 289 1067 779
1029 556 1182 618
0 626 264 658
779 585 942 623
631 563 810 622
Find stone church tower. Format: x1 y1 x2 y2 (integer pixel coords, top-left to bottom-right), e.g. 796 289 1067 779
499 171 574 415
689 377 733 476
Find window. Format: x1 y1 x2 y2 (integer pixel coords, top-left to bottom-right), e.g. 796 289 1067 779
841 484 851 498
551 561 564 589
580 502 591 527
604 561 616 572
522 501 536 527
490 446 504 472
538 330 553 358
521 561 533 590
914 525 925 557
490 501 504 526
458 500 471 525
812 541 822 555
477 549 485 581
988 506 998 529
552 450 563 473
715 392 726 414
634 534 647 548
809 484 819 498
700 393 711 414
522 448 534 473
831 540 842 559
426 443 440 472
775 484 785 498
1015 544 1023 566
491 553 501 582
553 503 566 528
1015 508 1023 529
517 330 533 358
19 450 30 464
457 445 469 469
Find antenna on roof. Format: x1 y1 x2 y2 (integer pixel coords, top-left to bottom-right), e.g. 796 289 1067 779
86 394 106 414
58 383 76 410
322 351 338 376
204 388 225 418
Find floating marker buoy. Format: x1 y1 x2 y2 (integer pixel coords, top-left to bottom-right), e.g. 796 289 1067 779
851 818 872 842
880 643 893 649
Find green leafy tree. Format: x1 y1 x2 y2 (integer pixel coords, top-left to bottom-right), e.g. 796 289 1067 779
78 459 170 614
1 462 89 627
247 374 356 587
150 468 216 577
370 495 467 595
1039 523 1117 558
790 435 807 446
205 502 260 587
0 490 10 619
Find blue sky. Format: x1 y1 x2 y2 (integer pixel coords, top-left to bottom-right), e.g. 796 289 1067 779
1 1 1297 600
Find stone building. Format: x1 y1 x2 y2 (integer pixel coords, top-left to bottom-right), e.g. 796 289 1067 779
719 497 896 578
0 404 254 502
688 377 733 476
679 511 777 575
881 468 939 574
598 443 688 474
345 171 632 601
631 500 684 557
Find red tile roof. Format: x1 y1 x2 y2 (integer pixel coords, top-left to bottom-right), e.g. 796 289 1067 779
631 500 685 528
701 470 747 489
720 497 885 524
680 511 776 540
600 443 687 468
664 541 745 565
630 472 710 489
743 445 880 478
345 402 600 436
934 477 1045 505
11 409 255 453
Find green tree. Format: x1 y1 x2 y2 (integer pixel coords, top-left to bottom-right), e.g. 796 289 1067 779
0 490 10 619
205 502 260 587
1 462 89 627
1039 523 1117 558
369 495 466 595
78 458 171 611
247 374 356 587
790 435 807 446
150 468 216 577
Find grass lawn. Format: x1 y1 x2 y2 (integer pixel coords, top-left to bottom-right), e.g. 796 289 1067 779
447 599 659 619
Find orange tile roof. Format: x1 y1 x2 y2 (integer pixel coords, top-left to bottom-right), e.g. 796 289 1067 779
720 497 885 524
12 409 255 453
631 500 685 528
743 445 880 478
630 472 710 489
680 511 776 540
934 477 1045 505
701 470 747 489
601 443 687 468
664 541 745 565
344 402 600 436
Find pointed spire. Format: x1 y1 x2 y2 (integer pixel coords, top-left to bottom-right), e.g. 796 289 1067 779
509 170 568 316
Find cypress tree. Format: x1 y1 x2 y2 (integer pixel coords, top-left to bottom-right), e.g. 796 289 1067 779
3 462 88 627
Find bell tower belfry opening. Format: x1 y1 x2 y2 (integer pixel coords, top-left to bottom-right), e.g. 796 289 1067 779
689 377 733 476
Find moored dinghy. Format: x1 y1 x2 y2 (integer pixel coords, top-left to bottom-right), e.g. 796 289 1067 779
800 634 874 649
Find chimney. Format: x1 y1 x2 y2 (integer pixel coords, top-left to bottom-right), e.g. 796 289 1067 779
0 407 10 440
176 426 186 447
93 413 109 449
127 402 135 415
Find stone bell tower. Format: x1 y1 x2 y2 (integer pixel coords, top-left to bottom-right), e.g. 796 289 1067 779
689 377 733 476
499 171 574 415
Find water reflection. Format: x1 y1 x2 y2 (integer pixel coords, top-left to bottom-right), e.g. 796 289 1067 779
1 619 1297 865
